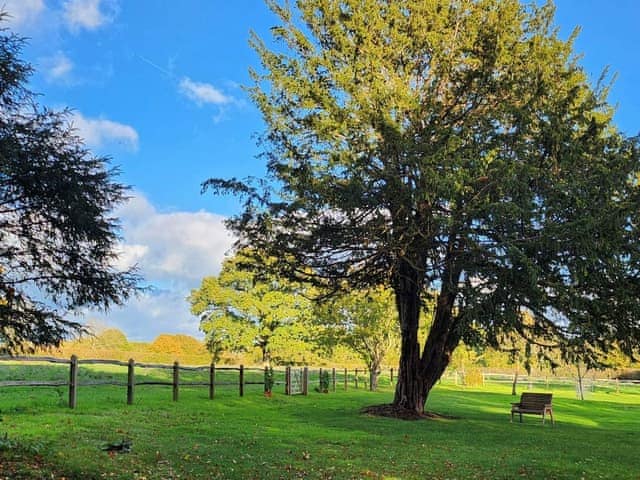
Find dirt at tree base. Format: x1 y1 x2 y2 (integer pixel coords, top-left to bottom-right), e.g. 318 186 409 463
361 404 459 421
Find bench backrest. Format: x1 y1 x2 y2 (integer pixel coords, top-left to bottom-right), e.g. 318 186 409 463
519 392 552 409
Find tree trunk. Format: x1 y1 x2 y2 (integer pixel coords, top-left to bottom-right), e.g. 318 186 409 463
369 361 381 392
512 366 519 396
392 259 426 413
261 343 270 367
420 289 461 397
576 363 585 401
392 256 462 414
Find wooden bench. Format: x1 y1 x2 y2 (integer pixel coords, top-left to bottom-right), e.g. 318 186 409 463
511 392 554 425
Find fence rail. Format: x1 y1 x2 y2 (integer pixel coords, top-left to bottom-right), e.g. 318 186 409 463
3 356 639 408
0 356 396 409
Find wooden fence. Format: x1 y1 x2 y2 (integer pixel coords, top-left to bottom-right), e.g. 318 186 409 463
0 356 396 409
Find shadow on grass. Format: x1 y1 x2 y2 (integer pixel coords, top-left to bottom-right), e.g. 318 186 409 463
2 382 640 479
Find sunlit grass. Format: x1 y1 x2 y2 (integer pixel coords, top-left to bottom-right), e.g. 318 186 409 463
0 364 638 479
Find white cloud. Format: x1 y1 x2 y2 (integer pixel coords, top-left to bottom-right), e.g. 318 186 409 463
2 0 45 27
41 51 74 82
90 192 236 340
91 288 203 341
63 0 117 31
116 194 234 282
71 112 139 151
179 77 233 106
113 243 148 272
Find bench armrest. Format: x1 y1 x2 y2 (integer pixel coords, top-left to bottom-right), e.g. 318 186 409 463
510 402 521 407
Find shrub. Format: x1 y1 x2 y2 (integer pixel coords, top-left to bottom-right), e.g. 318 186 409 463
317 370 330 393
264 367 275 393
463 368 484 387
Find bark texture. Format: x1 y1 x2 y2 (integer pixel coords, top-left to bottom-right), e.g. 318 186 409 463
393 258 462 414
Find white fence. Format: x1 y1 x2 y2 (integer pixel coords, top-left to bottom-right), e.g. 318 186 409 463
455 371 640 397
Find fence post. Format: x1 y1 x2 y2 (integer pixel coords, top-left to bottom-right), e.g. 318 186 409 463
127 358 135 405
332 367 336 392
344 368 348 391
68 355 78 409
319 367 323 391
355 369 359 389
209 363 216 400
173 361 179 402
285 366 291 395
390 368 394 385
239 365 244 397
302 367 308 396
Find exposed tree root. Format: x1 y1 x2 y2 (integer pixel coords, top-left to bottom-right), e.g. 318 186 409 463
361 404 458 421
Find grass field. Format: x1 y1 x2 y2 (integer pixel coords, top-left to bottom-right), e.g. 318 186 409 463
0 364 639 479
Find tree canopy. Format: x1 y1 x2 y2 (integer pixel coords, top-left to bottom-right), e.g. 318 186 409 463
0 20 139 354
189 250 314 365
206 0 640 414
314 286 399 390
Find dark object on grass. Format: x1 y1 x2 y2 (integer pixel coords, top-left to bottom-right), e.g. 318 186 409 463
101 439 132 453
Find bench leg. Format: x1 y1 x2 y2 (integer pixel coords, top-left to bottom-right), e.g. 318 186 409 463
542 411 545 425
519 413 522 423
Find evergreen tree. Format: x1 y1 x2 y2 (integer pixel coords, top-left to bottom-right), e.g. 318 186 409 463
206 0 640 414
0 19 139 353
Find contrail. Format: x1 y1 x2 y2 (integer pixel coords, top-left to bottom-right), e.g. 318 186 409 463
137 54 173 78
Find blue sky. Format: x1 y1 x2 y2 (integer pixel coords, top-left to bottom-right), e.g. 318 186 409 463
4 0 639 341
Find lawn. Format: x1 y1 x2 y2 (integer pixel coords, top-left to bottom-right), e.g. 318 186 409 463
0 364 638 479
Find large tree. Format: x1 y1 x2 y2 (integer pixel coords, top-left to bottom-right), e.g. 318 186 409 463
315 286 400 390
189 250 313 365
206 0 640 414
0 21 139 354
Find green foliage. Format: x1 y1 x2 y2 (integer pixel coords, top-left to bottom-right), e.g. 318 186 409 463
314 286 399 377
462 368 484 388
264 366 275 392
189 249 314 364
317 369 330 393
0 16 139 354
0 432 17 451
205 0 640 411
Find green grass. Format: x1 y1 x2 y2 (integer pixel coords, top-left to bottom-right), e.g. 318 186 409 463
0 365 639 479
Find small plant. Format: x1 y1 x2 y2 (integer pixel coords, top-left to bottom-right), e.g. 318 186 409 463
0 432 17 451
264 366 275 395
54 387 65 407
0 433 43 455
317 370 330 393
